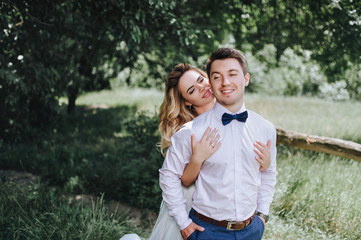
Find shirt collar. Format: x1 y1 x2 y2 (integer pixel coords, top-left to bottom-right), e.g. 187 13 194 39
213 101 247 121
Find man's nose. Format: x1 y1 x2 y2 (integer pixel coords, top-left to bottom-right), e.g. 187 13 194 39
222 76 231 86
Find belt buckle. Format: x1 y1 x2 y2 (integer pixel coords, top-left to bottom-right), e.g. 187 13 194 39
226 221 237 230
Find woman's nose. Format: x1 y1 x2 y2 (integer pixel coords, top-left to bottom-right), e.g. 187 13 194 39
197 83 206 92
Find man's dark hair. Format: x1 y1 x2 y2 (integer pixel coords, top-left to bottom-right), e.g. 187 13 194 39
206 48 248 79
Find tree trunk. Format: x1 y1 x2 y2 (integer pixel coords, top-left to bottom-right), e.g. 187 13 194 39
67 86 79 114
276 127 361 162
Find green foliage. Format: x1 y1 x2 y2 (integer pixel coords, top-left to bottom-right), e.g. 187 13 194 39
0 181 149 240
319 80 350 101
248 45 328 97
121 112 163 209
1 0 225 140
236 0 361 77
344 63 361 101
1 0 361 142
0 105 163 211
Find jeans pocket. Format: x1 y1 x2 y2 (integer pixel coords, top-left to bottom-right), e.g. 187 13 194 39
187 230 198 240
256 216 265 237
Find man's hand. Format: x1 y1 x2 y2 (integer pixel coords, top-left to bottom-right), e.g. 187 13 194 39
181 222 205 240
259 215 266 225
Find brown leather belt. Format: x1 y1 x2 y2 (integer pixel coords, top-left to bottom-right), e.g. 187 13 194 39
194 210 256 230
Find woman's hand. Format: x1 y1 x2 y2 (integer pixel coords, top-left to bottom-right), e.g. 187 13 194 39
191 127 221 165
181 127 221 186
254 140 271 171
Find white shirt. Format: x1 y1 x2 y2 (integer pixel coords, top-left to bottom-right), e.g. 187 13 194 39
159 102 277 230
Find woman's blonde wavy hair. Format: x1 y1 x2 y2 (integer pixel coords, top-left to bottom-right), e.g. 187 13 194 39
159 63 207 155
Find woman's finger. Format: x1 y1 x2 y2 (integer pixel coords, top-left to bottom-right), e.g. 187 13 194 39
254 148 264 158
212 134 221 144
213 140 222 151
191 134 196 148
207 128 218 142
201 127 212 141
254 142 265 152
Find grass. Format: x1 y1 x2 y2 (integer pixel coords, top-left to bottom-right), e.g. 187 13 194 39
263 147 361 239
3 88 361 239
245 94 361 143
63 88 164 113
0 180 151 240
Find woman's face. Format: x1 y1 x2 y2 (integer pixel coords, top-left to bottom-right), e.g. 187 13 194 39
178 70 214 108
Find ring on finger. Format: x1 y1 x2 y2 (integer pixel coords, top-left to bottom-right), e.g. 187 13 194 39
211 143 215 148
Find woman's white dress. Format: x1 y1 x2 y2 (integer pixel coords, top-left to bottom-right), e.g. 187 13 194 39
120 184 195 240
148 184 195 240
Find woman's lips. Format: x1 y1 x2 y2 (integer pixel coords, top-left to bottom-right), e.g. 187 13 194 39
202 89 211 98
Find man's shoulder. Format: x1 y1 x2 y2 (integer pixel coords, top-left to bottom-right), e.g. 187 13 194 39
248 110 275 131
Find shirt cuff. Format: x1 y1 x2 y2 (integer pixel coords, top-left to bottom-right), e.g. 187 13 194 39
178 217 193 230
257 203 270 215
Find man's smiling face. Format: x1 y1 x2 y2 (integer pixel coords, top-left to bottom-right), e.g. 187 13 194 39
209 58 250 113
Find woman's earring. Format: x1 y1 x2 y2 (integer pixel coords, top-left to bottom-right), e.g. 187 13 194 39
187 105 192 110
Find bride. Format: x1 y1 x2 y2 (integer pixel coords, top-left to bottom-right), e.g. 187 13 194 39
121 63 271 240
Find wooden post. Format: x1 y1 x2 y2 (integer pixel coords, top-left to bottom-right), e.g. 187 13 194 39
276 127 361 162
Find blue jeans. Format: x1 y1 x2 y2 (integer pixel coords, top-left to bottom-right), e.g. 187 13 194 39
188 209 265 240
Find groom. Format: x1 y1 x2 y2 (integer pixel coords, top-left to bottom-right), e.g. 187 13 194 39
159 48 277 240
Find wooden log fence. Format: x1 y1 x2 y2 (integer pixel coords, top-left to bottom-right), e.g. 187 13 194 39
276 127 361 162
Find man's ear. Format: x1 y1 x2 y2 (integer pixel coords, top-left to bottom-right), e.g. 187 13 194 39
244 73 250 87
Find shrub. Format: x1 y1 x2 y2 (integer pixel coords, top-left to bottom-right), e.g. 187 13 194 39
249 46 328 97
344 63 361 101
318 80 350 101
119 112 163 210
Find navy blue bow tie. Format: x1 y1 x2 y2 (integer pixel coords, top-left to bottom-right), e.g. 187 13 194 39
221 111 248 126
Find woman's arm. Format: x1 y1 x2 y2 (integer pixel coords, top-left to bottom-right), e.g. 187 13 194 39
181 127 221 187
254 140 271 171
181 132 272 187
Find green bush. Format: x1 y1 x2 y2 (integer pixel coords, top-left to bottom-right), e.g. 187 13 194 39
319 80 350 101
120 112 163 210
0 106 163 211
344 63 361 101
254 47 327 96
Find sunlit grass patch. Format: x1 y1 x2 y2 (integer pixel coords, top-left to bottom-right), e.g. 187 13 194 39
245 94 361 143
269 147 361 239
74 88 164 112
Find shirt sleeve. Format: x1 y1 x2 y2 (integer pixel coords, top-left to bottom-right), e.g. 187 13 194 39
257 125 278 215
159 129 193 230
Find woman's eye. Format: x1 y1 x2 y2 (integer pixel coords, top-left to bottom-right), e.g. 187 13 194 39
199 78 204 82
189 89 195 94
